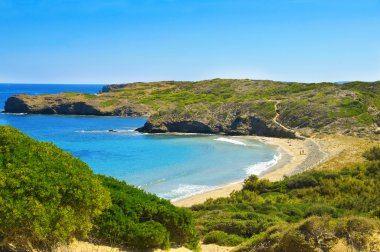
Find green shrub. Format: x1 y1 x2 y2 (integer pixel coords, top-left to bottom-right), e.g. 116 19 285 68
204 231 245 246
280 230 314 252
305 204 342 218
363 146 380 161
242 175 271 193
335 217 377 250
0 126 111 250
128 221 170 250
93 176 199 250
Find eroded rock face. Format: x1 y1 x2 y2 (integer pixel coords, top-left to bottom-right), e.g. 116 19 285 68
137 121 214 134
4 96 31 113
137 116 296 138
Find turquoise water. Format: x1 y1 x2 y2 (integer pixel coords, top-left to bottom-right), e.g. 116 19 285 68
0 84 278 200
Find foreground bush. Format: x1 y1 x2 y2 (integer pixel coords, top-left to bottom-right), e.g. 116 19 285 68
236 216 380 252
192 147 380 247
204 231 245 246
92 176 199 250
0 126 111 250
363 146 380 161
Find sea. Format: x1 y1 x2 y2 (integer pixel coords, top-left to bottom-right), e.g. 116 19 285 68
0 83 279 201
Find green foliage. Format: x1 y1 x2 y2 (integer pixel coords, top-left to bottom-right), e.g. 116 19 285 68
363 146 380 161
0 126 111 250
100 99 118 107
242 175 271 193
0 126 199 251
236 216 379 252
192 151 380 247
83 93 97 99
335 217 377 250
203 231 245 246
93 176 199 250
63 92 80 97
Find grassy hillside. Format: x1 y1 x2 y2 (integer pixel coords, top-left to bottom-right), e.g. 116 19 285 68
0 126 198 251
5 79 380 138
191 146 380 251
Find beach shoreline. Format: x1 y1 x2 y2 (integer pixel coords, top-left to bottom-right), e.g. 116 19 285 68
174 135 327 207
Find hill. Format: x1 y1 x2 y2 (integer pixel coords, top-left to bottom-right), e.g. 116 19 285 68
4 79 380 139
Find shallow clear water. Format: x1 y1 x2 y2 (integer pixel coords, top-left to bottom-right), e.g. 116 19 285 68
0 84 278 200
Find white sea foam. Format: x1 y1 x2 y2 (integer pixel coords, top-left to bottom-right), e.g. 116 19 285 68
2 112 27 115
75 128 139 134
162 184 219 202
246 153 281 176
76 130 110 133
215 137 247 146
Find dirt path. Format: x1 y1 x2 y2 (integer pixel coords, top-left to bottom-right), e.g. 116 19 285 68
270 100 302 139
272 100 292 132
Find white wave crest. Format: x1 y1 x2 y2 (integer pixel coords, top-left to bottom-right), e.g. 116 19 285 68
2 112 27 115
162 184 218 202
75 129 139 133
214 137 247 146
246 153 281 176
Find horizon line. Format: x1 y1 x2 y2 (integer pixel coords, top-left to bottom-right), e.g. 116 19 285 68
0 79 378 85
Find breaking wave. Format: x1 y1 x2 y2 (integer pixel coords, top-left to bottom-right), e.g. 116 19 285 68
246 153 281 176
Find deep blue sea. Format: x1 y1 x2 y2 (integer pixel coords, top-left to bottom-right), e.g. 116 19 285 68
0 84 278 200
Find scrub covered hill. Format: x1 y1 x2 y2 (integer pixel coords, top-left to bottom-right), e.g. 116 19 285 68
0 126 198 251
191 146 380 251
5 79 380 138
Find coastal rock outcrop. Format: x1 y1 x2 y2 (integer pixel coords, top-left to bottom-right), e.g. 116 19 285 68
4 94 150 117
137 102 297 138
137 117 296 138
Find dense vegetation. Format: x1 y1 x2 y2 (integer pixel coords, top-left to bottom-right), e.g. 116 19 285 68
192 146 380 250
0 126 110 250
0 126 198 251
93 176 198 250
6 79 380 138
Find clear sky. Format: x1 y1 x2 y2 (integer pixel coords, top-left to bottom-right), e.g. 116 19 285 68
1 0 379 84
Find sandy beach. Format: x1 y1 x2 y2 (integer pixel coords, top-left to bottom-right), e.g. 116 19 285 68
174 135 328 207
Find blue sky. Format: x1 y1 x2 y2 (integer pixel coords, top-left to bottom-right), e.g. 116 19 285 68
0 0 379 84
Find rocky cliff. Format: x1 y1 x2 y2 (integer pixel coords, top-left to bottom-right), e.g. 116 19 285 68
5 94 150 117
136 102 296 138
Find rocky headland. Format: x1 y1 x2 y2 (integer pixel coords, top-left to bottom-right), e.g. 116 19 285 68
4 79 380 139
